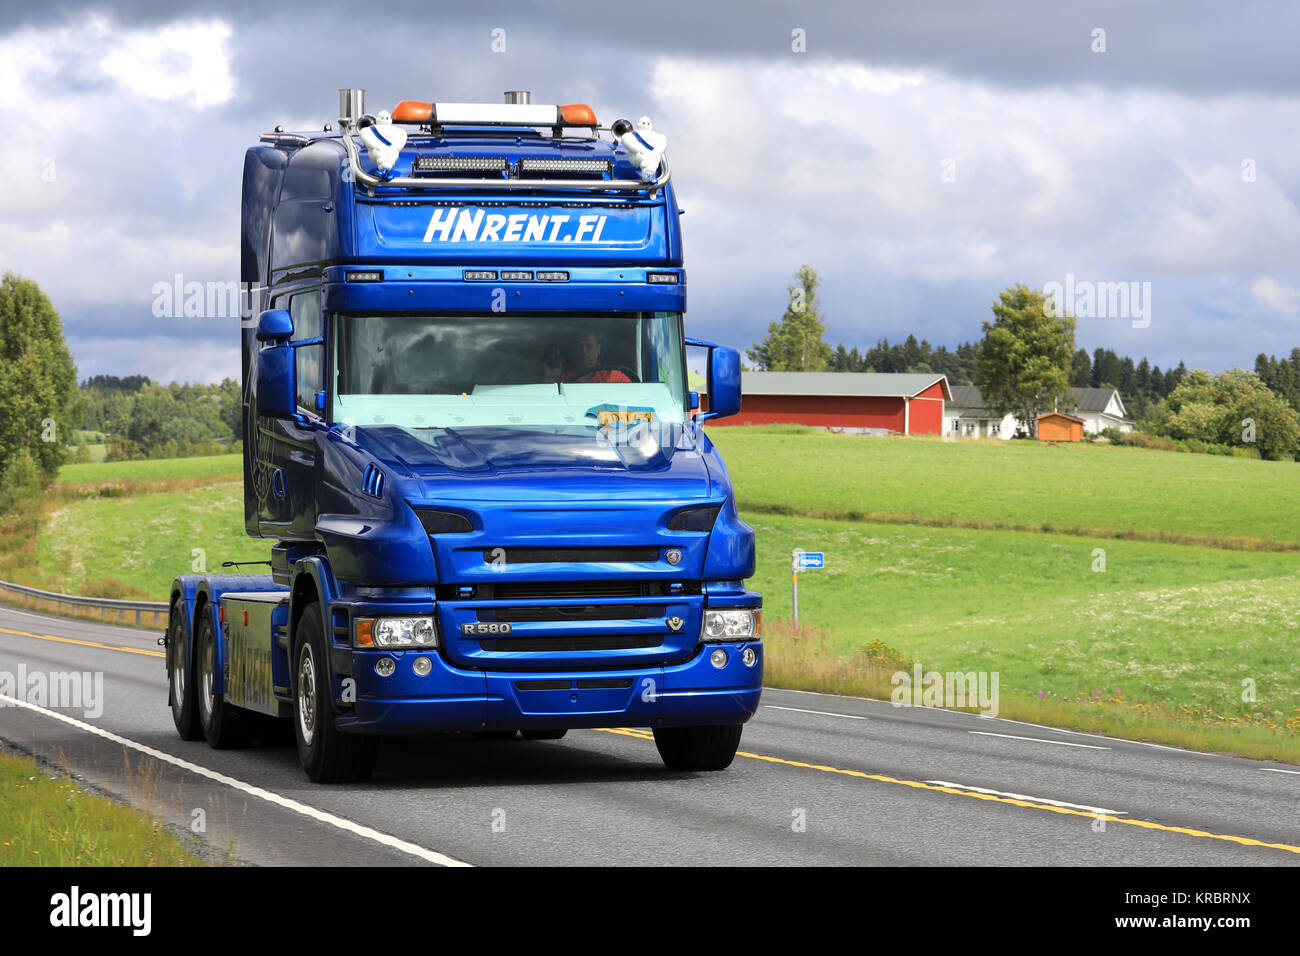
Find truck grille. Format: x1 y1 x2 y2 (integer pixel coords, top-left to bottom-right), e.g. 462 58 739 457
479 635 661 652
476 605 657 623
437 581 700 601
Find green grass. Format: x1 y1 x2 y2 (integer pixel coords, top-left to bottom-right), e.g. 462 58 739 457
710 428 1300 548
747 511 1300 733
56 454 242 486
0 749 207 866
35 482 268 599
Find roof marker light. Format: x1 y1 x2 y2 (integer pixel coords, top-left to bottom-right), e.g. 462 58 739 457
558 104 598 126
347 270 383 282
392 100 433 123
536 271 569 281
647 272 680 284
463 270 497 281
500 271 533 281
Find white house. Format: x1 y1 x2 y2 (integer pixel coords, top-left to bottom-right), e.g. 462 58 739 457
945 386 1133 439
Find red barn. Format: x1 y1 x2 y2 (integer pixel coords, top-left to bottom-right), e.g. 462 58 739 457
708 372 951 435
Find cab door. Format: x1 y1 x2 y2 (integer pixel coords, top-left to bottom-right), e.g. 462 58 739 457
255 288 323 540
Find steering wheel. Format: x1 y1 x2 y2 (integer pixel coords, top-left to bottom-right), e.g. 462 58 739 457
573 365 640 383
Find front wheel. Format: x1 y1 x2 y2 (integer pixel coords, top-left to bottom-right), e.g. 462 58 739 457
294 603 379 783
653 724 743 771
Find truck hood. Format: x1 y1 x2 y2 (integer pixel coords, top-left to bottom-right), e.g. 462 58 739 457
357 423 713 502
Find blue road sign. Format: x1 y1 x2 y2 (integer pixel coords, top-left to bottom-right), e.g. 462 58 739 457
794 551 825 569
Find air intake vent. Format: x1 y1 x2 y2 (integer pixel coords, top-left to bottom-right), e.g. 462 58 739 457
362 464 384 499
483 547 660 565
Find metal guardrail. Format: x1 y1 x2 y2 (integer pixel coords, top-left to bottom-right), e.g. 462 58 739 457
0 578 168 629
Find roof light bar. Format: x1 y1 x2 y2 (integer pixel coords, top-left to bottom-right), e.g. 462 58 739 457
415 156 509 172
389 101 598 128
518 158 610 174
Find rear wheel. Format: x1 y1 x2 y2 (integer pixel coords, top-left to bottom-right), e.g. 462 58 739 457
197 612 250 749
520 729 567 741
653 724 743 771
168 600 201 741
294 603 379 783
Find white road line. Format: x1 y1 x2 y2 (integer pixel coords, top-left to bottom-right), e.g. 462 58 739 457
764 705 871 720
969 730 1110 750
0 692 472 867
1262 768 1300 776
926 780 1126 815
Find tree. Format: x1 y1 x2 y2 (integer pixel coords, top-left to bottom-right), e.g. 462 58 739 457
1070 348 1092 388
975 284 1076 437
1148 368 1299 460
0 273 79 480
746 265 833 371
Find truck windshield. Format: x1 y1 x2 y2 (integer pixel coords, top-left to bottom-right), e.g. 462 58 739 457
331 311 687 431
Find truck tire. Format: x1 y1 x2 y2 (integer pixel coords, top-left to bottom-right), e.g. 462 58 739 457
652 724 743 771
520 729 567 741
196 612 250 749
168 599 202 741
294 603 379 783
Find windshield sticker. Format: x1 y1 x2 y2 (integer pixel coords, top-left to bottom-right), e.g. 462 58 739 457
587 404 657 426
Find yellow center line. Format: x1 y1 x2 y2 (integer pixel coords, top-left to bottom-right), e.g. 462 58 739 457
596 729 1300 856
0 625 165 659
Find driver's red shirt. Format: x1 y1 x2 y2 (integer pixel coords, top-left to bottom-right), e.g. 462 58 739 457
584 369 631 383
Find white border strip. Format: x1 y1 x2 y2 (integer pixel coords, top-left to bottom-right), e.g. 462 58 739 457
969 730 1110 750
926 780 1126 815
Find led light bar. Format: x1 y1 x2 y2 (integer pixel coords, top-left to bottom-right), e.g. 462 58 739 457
346 270 383 282
647 272 680 284
518 158 610 174
536 271 569 281
500 270 533 281
463 270 497 281
414 156 509 171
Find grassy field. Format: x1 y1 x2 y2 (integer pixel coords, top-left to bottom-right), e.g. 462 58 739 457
56 453 242 486
4 429 1298 759
710 428 1300 548
749 513 1300 733
0 749 207 866
35 481 267 598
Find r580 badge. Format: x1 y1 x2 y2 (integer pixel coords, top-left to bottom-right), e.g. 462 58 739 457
461 622 513 635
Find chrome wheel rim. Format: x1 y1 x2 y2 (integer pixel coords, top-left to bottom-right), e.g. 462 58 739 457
198 629 213 725
171 627 185 707
297 646 316 746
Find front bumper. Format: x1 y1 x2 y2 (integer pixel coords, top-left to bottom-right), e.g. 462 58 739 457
333 640 763 734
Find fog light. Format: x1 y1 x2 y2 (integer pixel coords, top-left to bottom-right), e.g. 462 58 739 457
374 658 396 677
412 656 433 676
709 648 728 669
742 647 757 668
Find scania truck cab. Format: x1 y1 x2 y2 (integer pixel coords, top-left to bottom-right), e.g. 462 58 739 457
165 89 762 782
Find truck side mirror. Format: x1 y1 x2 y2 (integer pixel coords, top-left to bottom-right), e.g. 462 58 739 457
704 346 742 420
255 310 297 420
685 338 741 422
256 308 293 342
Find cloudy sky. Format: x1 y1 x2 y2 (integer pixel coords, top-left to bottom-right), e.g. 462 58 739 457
2 1 1299 384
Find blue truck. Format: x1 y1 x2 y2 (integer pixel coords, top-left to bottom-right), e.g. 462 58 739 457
164 89 762 782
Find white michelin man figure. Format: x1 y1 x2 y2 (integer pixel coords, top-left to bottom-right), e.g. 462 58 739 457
612 115 667 181
357 110 407 177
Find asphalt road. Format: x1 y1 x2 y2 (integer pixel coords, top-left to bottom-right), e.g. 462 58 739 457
0 603 1296 866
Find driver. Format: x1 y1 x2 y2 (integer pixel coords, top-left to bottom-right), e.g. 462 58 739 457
563 331 631 383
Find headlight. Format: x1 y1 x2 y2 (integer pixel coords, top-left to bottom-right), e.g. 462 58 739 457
701 609 759 641
355 616 439 648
